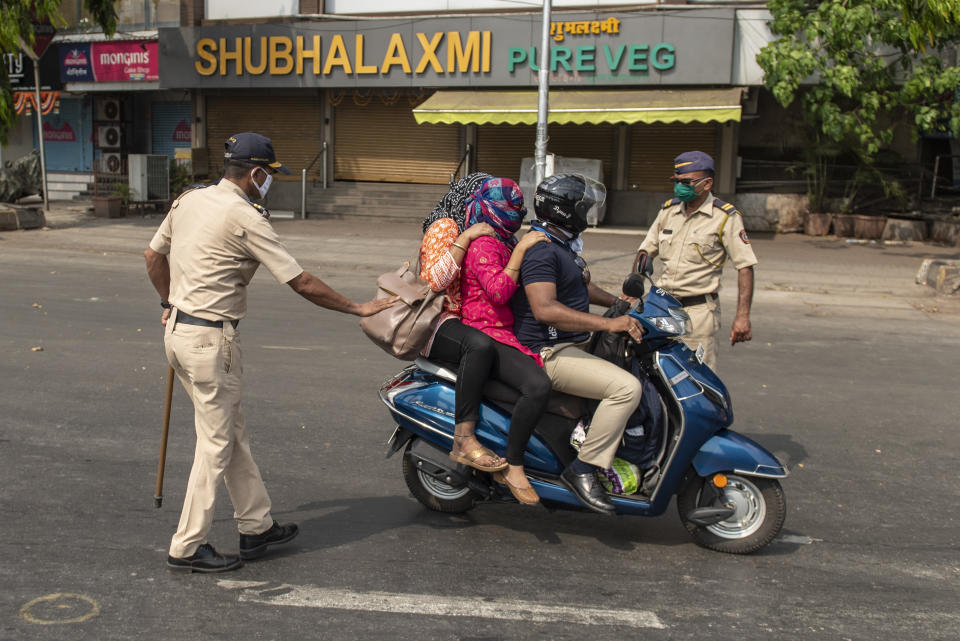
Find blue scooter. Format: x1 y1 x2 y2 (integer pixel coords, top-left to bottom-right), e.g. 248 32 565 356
380 273 788 554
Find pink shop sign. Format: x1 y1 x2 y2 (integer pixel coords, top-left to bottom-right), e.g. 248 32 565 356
91 41 158 82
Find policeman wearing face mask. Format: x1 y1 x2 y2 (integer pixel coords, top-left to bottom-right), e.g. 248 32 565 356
144 132 396 573
632 151 758 371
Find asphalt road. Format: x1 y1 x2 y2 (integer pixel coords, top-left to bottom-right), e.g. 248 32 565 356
1 213 959 640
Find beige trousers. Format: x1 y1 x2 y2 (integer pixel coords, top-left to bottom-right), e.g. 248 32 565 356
681 298 721 371
540 342 643 469
164 310 273 558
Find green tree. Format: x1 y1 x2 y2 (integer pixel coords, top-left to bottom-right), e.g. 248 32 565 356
0 0 117 144
757 0 960 211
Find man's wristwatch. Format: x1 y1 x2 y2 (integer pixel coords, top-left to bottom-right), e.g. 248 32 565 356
160 301 172 310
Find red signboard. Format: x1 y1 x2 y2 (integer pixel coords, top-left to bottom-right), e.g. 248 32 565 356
173 120 191 142
32 24 56 59
43 121 76 142
90 41 158 82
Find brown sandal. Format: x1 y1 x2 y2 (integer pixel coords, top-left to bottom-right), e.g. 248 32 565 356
493 471 540 505
449 447 507 473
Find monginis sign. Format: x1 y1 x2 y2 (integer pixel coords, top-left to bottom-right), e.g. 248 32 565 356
94 41 158 82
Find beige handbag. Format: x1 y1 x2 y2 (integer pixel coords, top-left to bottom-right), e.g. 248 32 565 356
360 260 446 360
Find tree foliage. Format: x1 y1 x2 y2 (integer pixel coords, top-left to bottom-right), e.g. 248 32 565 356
757 0 960 210
0 0 118 144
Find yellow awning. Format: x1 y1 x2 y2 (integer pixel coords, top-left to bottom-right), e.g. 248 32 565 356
413 88 743 126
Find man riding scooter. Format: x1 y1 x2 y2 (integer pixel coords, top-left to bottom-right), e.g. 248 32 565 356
511 174 645 514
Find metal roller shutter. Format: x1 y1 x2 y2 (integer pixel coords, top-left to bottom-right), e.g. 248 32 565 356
476 124 616 183
628 123 718 191
206 95 323 181
334 99 460 184
151 102 191 159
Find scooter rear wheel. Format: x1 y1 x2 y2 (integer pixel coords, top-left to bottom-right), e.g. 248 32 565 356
402 444 477 514
677 472 786 554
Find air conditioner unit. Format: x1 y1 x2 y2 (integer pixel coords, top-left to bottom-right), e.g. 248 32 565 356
97 125 121 149
97 99 121 121
101 152 123 175
128 154 170 202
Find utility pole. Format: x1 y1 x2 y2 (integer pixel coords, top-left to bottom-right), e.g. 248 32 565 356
534 0 552 188
31 61 50 212
20 21 56 212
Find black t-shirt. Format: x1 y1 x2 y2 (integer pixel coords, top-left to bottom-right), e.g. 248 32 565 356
512 241 591 352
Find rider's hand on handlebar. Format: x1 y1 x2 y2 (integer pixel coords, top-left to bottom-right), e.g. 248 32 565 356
605 314 643 343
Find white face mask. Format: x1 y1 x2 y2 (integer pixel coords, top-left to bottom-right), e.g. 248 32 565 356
569 236 584 254
252 168 273 200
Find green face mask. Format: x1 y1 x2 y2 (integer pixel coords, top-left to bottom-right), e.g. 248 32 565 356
673 181 699 203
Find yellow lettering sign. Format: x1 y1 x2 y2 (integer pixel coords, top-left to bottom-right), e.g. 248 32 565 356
195 38 217 75
482 31 491 72
447 31 481 73
297 35 321 75
244 36 267 74
219 37 242 76
194 29 497 78
381 33 411 73
269 37 294 74
415 32 444 74
323 34 352 74
355 34 378 74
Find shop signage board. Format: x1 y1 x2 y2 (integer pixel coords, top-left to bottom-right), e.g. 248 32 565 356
4 51 61 90
158 10 735 89
59 40 159 83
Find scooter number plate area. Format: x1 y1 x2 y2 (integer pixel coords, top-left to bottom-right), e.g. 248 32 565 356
695 344 706 365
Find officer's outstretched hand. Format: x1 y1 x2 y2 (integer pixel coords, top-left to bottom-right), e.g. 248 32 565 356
356 296 401 317
730 315 752 345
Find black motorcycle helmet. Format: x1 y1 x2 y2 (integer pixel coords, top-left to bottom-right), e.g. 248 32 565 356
533 173 606 236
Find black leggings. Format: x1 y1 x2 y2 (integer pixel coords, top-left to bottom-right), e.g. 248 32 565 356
429 319 552 465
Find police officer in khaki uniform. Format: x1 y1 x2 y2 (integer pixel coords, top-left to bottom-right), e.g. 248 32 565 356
633 151 757 371
144 132 396 573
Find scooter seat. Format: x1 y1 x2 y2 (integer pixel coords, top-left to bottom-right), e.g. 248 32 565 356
414 357 585 420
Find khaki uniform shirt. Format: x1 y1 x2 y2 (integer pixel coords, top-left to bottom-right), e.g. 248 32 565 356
149 180 303 321
638 193 758 298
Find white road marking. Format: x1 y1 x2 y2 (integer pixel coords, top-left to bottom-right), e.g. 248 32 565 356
260 345 319 351
218 580 664 629
776 534 818 545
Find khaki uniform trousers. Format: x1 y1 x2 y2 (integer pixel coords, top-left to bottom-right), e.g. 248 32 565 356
164 310 273 558
681 297 721 372
540 342 643 469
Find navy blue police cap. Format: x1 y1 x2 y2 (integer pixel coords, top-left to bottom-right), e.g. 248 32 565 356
224 132 290 174
673 151 714 175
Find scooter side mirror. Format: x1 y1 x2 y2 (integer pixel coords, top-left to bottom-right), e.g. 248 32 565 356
622 272 646 300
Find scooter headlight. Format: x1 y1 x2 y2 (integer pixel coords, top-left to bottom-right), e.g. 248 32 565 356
649 307 691 335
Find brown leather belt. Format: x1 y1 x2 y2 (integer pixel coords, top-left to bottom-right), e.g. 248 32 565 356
676 293 717 307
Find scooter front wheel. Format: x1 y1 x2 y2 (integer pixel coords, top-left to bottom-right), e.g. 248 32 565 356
677 471 786 554
402 443 477 514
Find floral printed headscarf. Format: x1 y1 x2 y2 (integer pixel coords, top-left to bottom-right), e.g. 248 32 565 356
464 178 526 248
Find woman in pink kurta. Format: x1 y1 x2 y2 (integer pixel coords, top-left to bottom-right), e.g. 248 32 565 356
460 178 552 505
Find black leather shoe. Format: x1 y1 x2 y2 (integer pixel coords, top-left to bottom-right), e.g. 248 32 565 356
561 466 616 515
167 543 243 573
239 521 299 560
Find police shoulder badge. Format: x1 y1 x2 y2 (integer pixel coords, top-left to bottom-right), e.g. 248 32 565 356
739 229 750 244
249 201 271 220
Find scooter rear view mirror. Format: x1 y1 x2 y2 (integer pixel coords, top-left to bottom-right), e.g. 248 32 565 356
622 272 646 300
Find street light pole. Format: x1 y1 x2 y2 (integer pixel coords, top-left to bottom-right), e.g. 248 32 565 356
534 0 552 189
